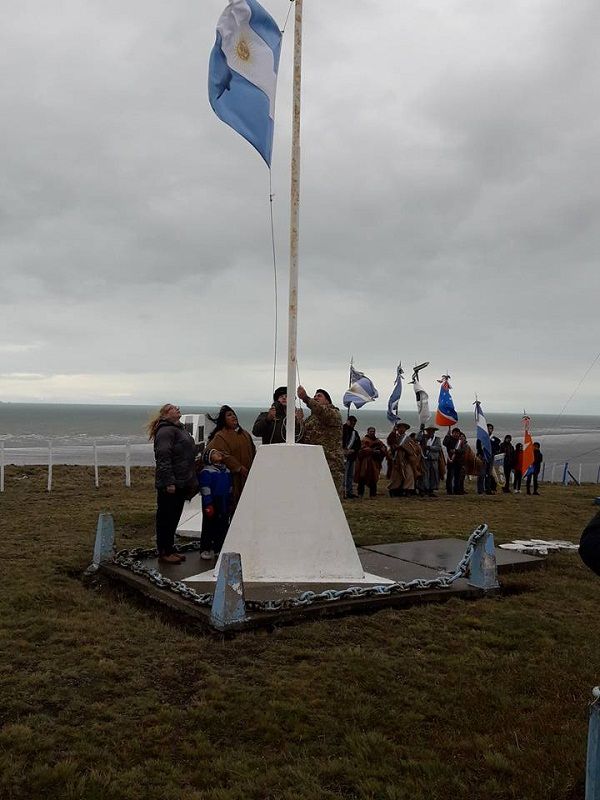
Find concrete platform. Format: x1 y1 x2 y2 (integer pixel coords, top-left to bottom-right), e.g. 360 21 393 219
363 538 544 574
98 537 544 631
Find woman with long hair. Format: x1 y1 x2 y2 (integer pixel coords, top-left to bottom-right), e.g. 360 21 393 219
147 403 198 564
206 405 255 513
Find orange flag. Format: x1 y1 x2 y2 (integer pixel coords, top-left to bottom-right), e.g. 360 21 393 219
522 420 534 475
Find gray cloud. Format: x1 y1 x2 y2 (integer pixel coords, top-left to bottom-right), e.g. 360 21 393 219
0 0 598 413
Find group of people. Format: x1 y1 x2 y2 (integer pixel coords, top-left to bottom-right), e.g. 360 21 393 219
344 419 544 500
146 385 344 564
147 403 255 564
146 391 545 563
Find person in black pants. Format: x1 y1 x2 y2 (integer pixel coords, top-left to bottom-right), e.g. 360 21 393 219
500 435 515 493
148 403 198 564
526 442 543 495
580 511 600 576
513 443 523 492
443 428 461 494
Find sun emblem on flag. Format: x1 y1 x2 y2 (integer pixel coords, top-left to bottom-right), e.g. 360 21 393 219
236 37 251 62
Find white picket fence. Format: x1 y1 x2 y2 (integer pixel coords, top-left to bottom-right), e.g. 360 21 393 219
0 441 154 491
1 440 599 493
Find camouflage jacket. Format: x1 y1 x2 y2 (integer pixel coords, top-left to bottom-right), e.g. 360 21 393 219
301 398 344 468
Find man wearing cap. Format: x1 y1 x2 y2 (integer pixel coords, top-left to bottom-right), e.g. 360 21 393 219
417 424 443 497
252 387 304 445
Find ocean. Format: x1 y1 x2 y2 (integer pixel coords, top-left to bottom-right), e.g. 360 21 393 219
1 402 600 481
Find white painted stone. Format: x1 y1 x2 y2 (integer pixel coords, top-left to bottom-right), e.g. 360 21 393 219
177 495 203 535
185 443 390 584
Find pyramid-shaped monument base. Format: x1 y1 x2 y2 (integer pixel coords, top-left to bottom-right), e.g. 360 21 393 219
177 495 203 536
185 443 390 584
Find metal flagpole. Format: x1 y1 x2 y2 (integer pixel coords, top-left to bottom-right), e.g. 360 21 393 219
285 0 303 445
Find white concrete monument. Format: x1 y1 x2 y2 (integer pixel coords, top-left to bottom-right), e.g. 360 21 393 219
185 443 390 584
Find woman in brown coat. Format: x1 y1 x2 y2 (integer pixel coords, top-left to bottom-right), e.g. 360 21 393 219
206 405 255 513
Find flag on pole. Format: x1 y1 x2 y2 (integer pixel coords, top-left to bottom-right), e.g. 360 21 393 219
435 375 458 427
209 0 282 166
474 400 491 462
386 364 404 423
411 366 431 426
522 414 535 476
343 367 379 409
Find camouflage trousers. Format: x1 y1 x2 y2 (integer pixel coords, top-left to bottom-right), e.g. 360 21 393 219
327 455 345 499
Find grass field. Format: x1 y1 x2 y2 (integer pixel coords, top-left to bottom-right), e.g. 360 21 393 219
1 465 599 800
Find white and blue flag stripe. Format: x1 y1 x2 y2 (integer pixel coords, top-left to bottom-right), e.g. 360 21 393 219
386 364 404 423
343 367 379 410
209 0 282 166
474 400 492 462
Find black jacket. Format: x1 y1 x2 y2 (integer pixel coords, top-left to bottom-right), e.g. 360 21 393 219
153 420 197 489
252 401 301 444
342 424 361 461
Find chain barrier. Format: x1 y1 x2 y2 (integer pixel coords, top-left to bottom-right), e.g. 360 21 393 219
109 524 489 614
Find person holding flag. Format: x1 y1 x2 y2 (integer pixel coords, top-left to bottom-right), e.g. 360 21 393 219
474 399 494 495
521 414 542 495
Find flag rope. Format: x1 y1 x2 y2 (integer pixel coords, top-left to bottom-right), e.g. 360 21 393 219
268 169 279 396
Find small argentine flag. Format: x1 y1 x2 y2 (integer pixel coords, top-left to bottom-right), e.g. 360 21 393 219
209 0 282 166
343 367 379 410
474 400 491 462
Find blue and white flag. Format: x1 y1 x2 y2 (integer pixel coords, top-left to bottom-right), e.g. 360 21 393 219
209 0 282 166
343 367 379 410
474 400 491 462
386 364 404 423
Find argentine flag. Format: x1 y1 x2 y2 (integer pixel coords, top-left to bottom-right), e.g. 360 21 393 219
209 0 282 166
474 400 491 462
343 367 379 410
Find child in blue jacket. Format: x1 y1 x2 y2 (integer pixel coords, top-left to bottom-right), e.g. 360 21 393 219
198 449 232 560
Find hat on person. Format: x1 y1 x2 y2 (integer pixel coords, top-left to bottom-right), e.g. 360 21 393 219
273 386 287 403
395 421 410 430
425 425 439 432
316 388 332 404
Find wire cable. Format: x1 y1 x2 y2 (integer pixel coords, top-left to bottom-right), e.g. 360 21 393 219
268 169 278 396
547 350 600 429
281 0 294 34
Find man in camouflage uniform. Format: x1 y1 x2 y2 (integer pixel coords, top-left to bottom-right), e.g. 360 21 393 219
297 385 344 497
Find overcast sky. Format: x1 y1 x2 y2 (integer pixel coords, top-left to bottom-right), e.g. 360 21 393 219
1 0 599 414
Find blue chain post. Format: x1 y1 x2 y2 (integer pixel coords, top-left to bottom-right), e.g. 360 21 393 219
210 552 247 630
85 512 115 575
587 688 600 799
468 526 500 591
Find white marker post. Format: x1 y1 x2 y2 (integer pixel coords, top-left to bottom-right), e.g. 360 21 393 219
285 0 303 445
47 440 53 492
125 442 131 487
93 441 99 488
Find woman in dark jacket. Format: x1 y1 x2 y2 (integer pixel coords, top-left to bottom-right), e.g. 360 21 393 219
147 403 198 564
